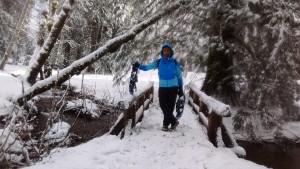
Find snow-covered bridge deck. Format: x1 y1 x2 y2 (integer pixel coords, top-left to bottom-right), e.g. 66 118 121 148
25 90 267 169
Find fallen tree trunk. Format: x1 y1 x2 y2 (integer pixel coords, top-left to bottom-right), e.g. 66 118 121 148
16 1 185 106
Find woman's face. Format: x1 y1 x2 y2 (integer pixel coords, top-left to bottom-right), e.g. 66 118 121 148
163 47 171 57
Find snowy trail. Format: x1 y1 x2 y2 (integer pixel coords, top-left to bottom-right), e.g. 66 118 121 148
25 88 268 169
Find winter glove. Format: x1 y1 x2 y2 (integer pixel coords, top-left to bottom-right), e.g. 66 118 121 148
132 61 140 71
178 86 184 96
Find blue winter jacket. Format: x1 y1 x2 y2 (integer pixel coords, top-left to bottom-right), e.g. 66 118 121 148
138 43 183 87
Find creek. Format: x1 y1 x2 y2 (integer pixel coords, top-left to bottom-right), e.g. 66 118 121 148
238 140 300 169
32 110 120 146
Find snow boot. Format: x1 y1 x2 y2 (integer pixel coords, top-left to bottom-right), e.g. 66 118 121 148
162 126 169 131
170 121 179 131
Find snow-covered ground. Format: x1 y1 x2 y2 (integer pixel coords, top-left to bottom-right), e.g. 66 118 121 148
0 65 25 115
23 87 267 169
0 64 299 168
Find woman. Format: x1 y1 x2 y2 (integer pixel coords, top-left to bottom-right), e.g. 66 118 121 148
133 43 183 131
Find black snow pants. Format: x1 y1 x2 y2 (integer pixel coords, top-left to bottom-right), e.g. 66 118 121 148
159 87 178 127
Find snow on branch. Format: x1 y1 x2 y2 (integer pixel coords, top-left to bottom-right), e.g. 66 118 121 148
270 26 284 64
24 0 75 85
189 82 231 117
16 1 185 106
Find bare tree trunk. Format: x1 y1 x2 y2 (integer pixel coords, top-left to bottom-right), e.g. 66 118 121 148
24 0 75 85
87 20 99 72
62 41 71 68
16 1 185 106
0 0 31 70
201 43 238 105
35 6 48 80
55 29 65 67
201 21 240 106
44 0 58 78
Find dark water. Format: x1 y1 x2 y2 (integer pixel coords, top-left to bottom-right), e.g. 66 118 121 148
238 140 300 169
33 97 121 144
32 110 120 146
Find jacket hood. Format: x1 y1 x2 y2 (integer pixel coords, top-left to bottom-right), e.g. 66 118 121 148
160 43 174 58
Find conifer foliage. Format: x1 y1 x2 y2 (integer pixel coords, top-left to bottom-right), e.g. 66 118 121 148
197 0 300 136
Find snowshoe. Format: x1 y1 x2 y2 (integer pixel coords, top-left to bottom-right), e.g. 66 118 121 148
176 95 185 119
129 65 138 95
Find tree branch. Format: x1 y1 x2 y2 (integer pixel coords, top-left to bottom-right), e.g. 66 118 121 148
24 0 75 85
16 1 185 106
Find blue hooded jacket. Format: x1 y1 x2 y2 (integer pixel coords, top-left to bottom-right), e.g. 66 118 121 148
138 43 183 87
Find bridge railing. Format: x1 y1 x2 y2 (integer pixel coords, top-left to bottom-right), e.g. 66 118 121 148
109 82 154 138
188 83 246 157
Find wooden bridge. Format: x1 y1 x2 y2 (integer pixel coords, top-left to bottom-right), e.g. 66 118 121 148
109 82 245 157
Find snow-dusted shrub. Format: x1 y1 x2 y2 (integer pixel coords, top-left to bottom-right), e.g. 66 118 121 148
66 99 101 118
0 107 29 164
44 121 70 143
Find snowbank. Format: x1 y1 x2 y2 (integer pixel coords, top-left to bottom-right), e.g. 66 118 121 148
0 66 25 116
24 97 267 169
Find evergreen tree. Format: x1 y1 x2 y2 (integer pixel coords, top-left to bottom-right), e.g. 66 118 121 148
196 0 300 137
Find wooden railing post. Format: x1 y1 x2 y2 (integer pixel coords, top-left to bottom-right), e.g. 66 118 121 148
188 90 193 105
131 102 137 129
109 82 154 136
188 83 244 156
221 124 234 148
207 111 223 147
150 86 154 103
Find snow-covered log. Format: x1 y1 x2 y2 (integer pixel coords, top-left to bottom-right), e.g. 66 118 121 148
16 1 185 106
